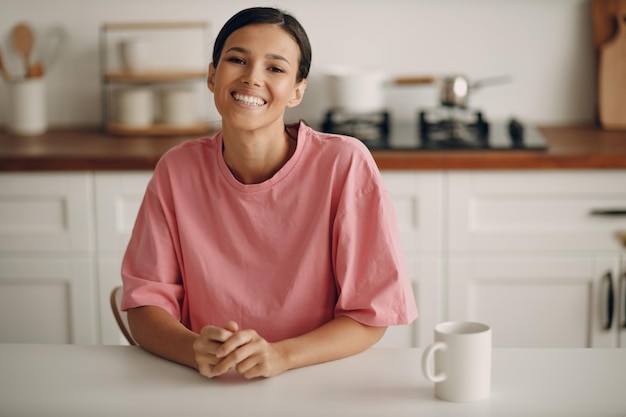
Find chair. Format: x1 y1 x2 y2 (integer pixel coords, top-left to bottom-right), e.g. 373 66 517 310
110 286 137 345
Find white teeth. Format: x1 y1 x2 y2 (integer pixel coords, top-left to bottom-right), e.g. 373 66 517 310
233 93 266 106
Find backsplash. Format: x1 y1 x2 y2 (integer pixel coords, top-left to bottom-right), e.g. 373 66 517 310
0 0 597 128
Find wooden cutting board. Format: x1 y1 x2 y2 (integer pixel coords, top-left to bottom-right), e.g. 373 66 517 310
594 0 626 130
598 12 626 129
592 0 626 49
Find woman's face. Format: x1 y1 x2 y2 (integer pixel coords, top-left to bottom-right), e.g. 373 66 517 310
208 24 307 132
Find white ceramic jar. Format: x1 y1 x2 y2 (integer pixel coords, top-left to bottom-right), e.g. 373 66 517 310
160 87 196 127
116 87 154 128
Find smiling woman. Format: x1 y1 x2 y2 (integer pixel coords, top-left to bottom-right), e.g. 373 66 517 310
120 6 418 380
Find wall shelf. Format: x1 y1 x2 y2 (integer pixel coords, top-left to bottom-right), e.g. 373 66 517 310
99 21 210 136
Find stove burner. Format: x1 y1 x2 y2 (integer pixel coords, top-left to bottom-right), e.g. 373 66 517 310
419 108 490 149
322 109 390 147
321 107 546 151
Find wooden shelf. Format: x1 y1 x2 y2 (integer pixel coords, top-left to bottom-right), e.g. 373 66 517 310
100 21 210 137
102 22 207 31
105 71 206 82
106 122 211 136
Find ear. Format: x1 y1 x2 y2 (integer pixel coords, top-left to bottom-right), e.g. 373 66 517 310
286 79 307 108
207 63 216 92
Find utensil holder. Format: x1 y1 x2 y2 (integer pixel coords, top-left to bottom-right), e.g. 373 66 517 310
8 77 47 136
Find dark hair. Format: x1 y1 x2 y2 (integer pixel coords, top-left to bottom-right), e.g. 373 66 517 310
211 7 312 82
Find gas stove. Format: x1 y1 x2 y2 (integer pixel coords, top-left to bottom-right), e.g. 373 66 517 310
320 107 547 151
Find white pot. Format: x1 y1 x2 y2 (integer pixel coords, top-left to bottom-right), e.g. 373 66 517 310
323 66 389 113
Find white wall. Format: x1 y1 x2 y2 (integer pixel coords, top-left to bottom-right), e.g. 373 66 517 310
0 0 597 128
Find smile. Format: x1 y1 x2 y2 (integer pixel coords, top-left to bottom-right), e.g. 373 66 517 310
232 93 266 107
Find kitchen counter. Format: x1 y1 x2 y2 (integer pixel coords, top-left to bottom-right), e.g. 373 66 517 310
1 125 626 171
1 344 626 417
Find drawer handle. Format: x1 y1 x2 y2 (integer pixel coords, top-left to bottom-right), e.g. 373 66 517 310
602 271 615 330
589 208 626 216
622 271 626 329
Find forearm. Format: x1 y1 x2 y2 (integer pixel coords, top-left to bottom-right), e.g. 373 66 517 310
276 315 386 372
127 305 199 369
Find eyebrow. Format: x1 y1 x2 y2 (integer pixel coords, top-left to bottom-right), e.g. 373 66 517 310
225 47 291 64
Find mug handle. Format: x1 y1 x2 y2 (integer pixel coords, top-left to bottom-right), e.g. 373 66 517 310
421 341 447 383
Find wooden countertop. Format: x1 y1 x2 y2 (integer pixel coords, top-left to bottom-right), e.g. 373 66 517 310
1 125 625 171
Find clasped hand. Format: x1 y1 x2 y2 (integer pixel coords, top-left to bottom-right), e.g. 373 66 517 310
193 321 286 379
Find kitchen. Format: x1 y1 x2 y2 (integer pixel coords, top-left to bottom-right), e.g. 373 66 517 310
1 0 626 414
2 0 626 393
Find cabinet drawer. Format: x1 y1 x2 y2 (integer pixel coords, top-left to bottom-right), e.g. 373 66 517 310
448 170 626 251
0 173 94 252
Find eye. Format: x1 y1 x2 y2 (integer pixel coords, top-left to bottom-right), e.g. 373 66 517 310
268 66 285 73
225 56 245 65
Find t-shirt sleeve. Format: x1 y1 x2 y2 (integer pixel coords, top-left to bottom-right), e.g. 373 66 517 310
120 165 184 320
332 182 418 327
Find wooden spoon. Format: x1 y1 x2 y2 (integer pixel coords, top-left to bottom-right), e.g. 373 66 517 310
12 22 34 76
0 47 12 82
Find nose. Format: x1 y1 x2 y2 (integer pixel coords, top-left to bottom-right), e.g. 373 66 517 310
241 63 263 87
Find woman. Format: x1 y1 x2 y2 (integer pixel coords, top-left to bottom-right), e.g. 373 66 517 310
121 7 417 379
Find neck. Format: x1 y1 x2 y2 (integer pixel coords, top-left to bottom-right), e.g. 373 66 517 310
222 124 297 184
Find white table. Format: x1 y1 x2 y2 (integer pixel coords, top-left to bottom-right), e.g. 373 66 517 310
1 344 625 417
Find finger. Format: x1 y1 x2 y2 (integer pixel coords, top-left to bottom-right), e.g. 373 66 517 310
223 320 239 333
197 361 217 378
215 330 254 358
200 325 235 344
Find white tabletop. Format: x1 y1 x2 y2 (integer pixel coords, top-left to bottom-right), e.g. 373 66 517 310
1 344 625 417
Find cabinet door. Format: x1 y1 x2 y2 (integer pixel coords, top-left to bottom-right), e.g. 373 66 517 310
381 171 443 253
95 172 152 253
95 172 152 344
0 173 94 252
448 170 626 252
98 256 129 345
448 254 620 348
0 257 97 344
378 172 444 347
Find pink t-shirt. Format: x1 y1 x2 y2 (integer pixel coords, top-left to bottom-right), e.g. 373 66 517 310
121 122 417 342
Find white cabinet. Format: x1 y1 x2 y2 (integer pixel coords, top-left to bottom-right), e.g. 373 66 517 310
376 172 444 347
94 172 152 344
3 169 624 348
448 254 620 347
446 170 626 348
0 173 98 344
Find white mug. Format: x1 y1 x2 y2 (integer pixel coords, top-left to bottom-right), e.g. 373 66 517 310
421 321 491 402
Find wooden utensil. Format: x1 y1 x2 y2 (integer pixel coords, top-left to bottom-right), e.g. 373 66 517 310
0 47 12 82
598 13 626 129
592 0 626 49
12 22 34 76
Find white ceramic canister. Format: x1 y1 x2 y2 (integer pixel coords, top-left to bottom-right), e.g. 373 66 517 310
160 87 196 127
8 77 47 136
116 87 154 128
